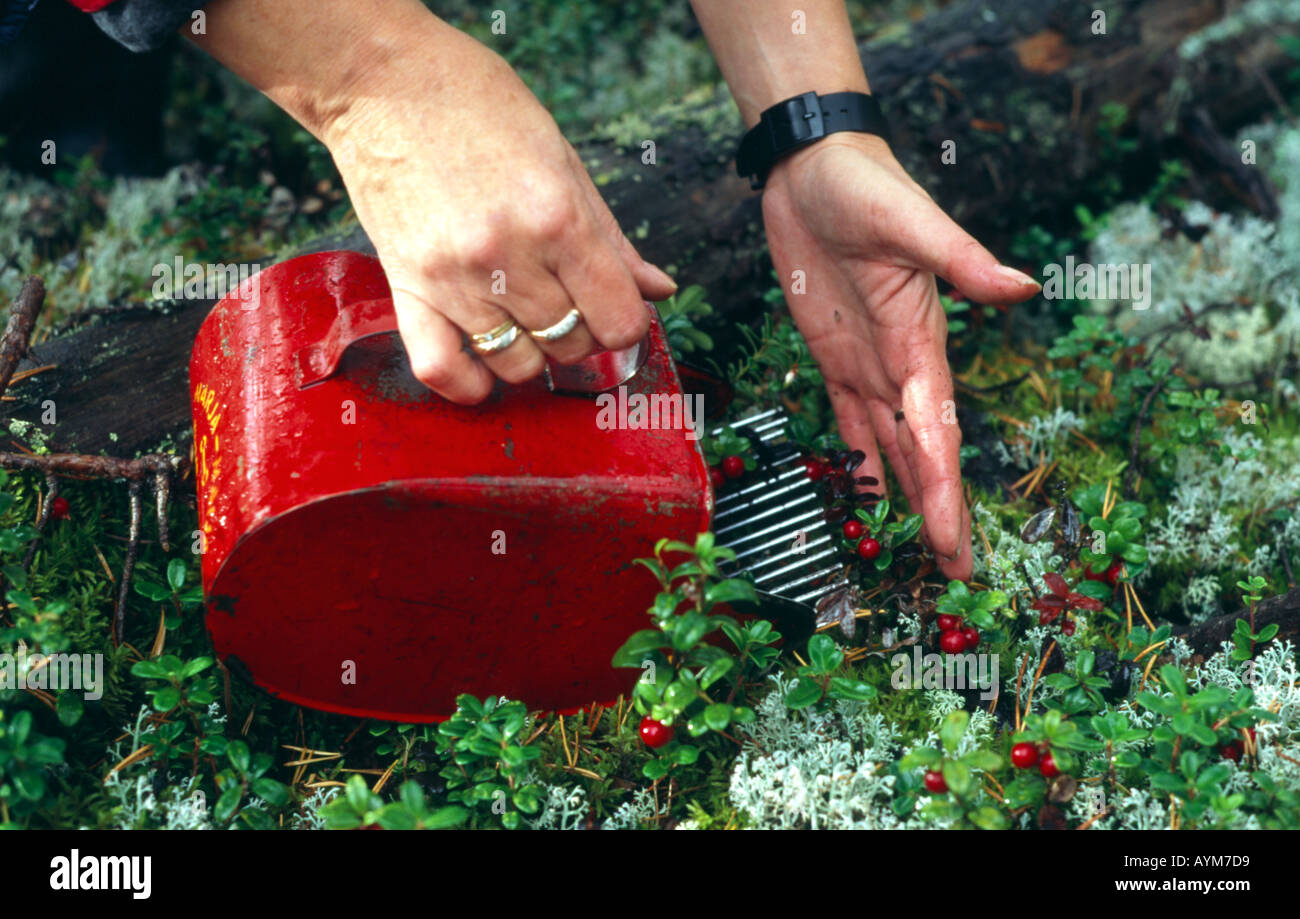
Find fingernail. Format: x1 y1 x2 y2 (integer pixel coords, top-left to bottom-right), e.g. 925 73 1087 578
941 545 964 561
995 264 1041 290
647 263 677 291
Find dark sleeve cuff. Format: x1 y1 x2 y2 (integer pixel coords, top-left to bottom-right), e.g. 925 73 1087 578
90 0 206 52
0 0 41 45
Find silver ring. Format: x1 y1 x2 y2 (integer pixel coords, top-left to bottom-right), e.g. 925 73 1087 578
470 321 521 355
528 307 583 342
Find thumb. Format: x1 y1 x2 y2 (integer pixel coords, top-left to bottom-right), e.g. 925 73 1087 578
892 200 1041 305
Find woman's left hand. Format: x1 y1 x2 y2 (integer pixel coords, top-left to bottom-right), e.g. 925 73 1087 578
761 133 1041 580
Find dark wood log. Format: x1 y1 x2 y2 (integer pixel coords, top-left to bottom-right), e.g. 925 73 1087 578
5 0 1300 457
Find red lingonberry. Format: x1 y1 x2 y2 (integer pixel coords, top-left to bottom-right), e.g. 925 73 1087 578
1010 742 1039 770
1062 619 1076 637
937 614 962 632
722 455 746 479
857 537 881 561
940 629 966 654
962 626 980 650
800 458 828 481
709 467 726 488
50 496 71 521
639 716 674 748
923 770 948 793
1039 752 1060 778
842 519 864 540
1219 742 1243 762
1105 561 1123 586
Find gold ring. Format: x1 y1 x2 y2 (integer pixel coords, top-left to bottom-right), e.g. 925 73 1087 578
469 320 521 355
528 307 583 342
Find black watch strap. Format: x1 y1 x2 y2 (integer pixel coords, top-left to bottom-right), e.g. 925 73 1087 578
735 91 890 190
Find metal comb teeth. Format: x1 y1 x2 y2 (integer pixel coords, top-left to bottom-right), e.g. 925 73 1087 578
711 407 849 613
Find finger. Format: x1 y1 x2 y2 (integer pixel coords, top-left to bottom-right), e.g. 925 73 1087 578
887 199 1042 306
897 345 969 570
484 263 599 365
389 284 495 404
458 296 548 385
825 382 886 489
571 147 678 302
866 398 923 514
938 502 974 581
554 235 650 352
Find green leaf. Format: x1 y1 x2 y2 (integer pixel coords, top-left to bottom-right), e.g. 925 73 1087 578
215 785 243 823
56 692 84 727
1076 650 1095 678
167 558 187 592
697 656 734 690
345 774 373 813
1149 772 1185 794
1121 544 1148 564
828 677 877 701
426 805 469 829
251 778 289 807
1256 623 1279 642
704 578 757 607
131 660 169 680
806 633 844 674
611 630 665 668
896 514 924 543
151 685 181 712
131 579 170 602
1075 579 1111 601
1160 664 1187 697
967 806 1008 830
12 768 45 802
961 749 1002 772
180 657 213 679
900 747 943 770
940 710 969 753
672 612 710 651
784 678 824 710
941 760 973 797
703 703 732 731
227 740 251 774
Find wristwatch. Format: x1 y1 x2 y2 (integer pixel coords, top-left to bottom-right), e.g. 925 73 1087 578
735 90 891 190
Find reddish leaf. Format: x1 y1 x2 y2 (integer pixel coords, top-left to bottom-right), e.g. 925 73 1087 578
1044 572 1069 597
1067 593 1104 612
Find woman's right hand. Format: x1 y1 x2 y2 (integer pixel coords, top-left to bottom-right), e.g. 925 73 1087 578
191 0 676 403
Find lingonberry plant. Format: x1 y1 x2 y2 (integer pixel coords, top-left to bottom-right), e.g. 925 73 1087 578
782 632 877 709
613 533 780 780
1031 572 1104 628
900 711 1007 829
1071 484 1149 580
318 773 467 830
1230 576 1277 663
702 428 755 484
838 497 923 574
435 694 545 829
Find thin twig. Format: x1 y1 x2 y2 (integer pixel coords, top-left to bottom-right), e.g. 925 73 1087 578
113 481 143 645
0 277 45 399
1124 377 1166 498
